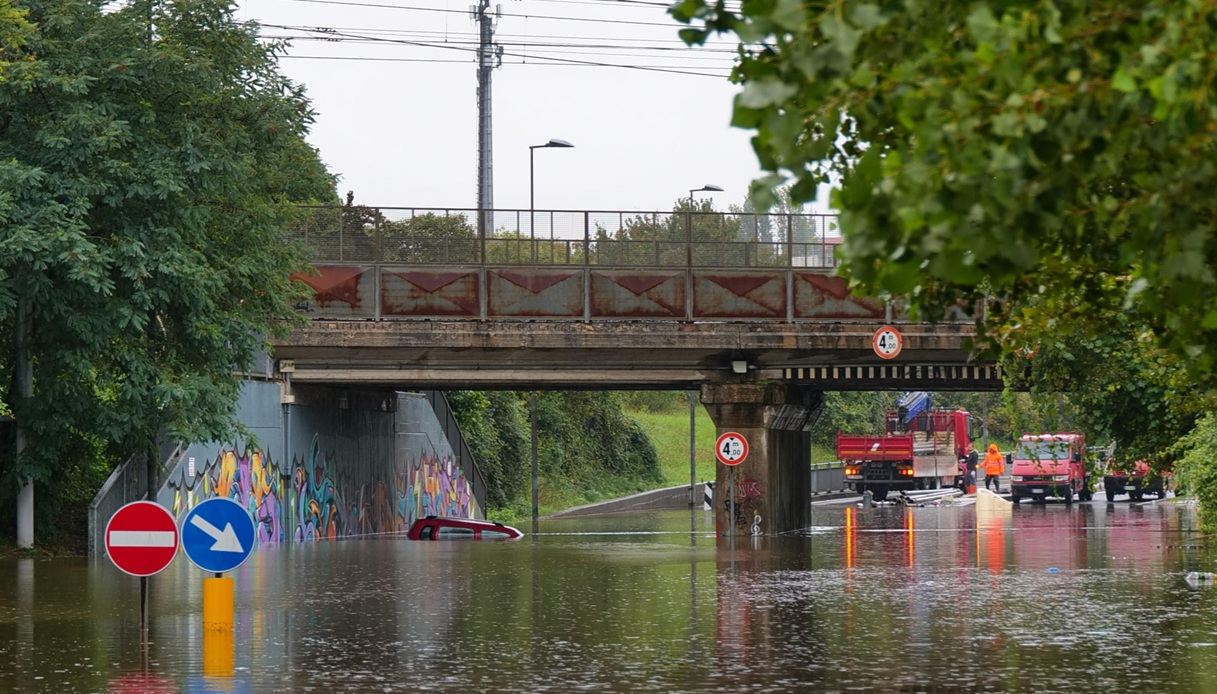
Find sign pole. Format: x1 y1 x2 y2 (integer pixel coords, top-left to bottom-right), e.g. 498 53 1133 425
139 576 148 637
729 466 735 540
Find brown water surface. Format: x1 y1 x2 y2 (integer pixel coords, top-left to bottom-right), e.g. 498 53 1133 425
1 499 1213 692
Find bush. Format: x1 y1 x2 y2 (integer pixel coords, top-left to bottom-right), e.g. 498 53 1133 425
448 391 661 514
1174 414 1217 530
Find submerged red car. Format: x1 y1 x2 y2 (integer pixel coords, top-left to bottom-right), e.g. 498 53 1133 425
407 516 523 540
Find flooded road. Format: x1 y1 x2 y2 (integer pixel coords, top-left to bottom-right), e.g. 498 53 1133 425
3 499 1216 692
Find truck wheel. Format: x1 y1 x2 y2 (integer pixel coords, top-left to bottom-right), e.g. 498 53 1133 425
1131 491 1144 502
1011 493 1021 505
1105 483 1119 501
1062 487 1073 505
871 487 889 502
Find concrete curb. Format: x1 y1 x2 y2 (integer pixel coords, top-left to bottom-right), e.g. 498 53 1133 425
548 483 709 518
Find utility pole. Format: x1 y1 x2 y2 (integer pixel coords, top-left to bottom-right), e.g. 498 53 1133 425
15 296 33 548
474 0 502 236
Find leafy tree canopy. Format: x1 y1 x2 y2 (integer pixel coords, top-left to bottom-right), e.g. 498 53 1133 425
674 1 1217 389
0 0 333 487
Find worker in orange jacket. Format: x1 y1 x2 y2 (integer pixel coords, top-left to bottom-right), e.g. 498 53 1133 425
982 443 1005 493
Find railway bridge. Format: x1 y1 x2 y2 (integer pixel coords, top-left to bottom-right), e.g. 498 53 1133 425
272 206 999 534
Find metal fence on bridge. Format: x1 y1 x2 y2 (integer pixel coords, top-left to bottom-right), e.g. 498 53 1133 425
284 206 894 322
289 206 843 269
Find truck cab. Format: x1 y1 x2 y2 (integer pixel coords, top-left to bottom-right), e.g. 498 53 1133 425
1009 433 1091 504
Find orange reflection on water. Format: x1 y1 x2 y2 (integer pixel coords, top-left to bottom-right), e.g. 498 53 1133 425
975 503 1011 573
844 506 856 570
904 508 915 568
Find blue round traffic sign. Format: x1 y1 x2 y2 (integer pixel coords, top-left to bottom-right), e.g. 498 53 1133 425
181 497 256 574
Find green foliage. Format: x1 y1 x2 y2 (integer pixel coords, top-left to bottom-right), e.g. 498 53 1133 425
447 390 529 509
0 0 333 521
1000 309 1201 466
1174 414 1217 531
448 391 662 515
674 1 1217 387
619 391 688 414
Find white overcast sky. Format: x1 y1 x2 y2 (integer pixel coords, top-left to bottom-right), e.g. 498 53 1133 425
236 0 831 213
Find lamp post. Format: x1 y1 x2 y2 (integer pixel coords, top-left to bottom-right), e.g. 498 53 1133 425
529 138 574 262
688 184 723 207
686 185 722 270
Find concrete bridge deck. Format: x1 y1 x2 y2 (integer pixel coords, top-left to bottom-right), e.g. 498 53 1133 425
275 318 996 389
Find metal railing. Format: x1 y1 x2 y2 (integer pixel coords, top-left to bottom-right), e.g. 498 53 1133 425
88 445 184 557
88 454 147 557
423 390 488 516
289 206 842 269
810 461 848 495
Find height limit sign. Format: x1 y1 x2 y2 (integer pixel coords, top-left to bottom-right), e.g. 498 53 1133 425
715 432 749 466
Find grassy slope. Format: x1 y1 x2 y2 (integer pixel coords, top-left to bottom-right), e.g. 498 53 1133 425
627 409 837 487
493 408 839 523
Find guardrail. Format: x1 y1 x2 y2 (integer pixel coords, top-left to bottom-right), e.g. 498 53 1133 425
290 206 842 269
811 461 848 495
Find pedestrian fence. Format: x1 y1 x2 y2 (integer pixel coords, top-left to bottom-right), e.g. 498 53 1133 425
88 443 184 557
289 206 843 269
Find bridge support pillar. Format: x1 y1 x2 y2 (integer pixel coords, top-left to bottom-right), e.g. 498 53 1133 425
702 383 823 536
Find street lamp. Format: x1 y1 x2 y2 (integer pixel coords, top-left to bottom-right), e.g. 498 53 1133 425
686 185 723 269
529 138 574 262
688 184 723 207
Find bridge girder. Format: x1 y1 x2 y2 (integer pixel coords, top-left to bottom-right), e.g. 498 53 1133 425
272 319 1002 391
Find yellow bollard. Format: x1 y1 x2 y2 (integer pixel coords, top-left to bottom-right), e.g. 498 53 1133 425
202 625 235 678
202 576 234 631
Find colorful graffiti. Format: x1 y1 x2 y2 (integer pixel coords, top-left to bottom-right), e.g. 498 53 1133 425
723 476 766 532
167 433 480 548
166 447 287 545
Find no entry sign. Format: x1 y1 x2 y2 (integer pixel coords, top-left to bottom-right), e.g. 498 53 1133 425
104 501 179 577
715 432 749 466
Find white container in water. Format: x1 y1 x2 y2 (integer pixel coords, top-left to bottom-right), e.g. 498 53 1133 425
1185 571 1216 587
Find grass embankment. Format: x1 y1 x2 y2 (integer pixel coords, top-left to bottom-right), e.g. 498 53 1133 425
627 409 838 487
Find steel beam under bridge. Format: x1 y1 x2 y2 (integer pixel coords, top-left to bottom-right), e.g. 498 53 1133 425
273 319 1001 390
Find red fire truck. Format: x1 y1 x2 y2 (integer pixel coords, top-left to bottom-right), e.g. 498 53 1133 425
838 393 976 501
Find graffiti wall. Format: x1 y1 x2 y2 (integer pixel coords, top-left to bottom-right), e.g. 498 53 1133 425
161 383 481 547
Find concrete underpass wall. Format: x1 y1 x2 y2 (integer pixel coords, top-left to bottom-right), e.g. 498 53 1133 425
157 381 481 550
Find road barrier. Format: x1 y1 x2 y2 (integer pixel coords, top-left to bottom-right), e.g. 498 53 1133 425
811 461 848 495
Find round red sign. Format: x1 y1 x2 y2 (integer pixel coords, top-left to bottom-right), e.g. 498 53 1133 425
872 325 904 360
104 501 180 577
715 432 749 466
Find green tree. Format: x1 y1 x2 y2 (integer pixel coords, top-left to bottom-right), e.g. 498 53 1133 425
673 1 1217 387
0 0 333 540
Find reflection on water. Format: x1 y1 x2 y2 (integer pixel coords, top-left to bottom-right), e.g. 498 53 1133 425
1 501 1215 691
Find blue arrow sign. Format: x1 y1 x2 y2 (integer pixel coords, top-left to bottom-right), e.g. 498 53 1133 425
181 497 256 573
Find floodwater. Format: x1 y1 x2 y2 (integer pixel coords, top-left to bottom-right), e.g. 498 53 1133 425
2 498 1216 692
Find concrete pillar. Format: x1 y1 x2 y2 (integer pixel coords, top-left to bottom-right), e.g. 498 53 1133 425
16 482 33 548
701 382 822 535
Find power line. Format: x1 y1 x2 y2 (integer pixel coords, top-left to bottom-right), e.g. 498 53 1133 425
262 24 733 76
280 0 687 28
259 33 740 61
281 54 731 75
259 24 740 47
